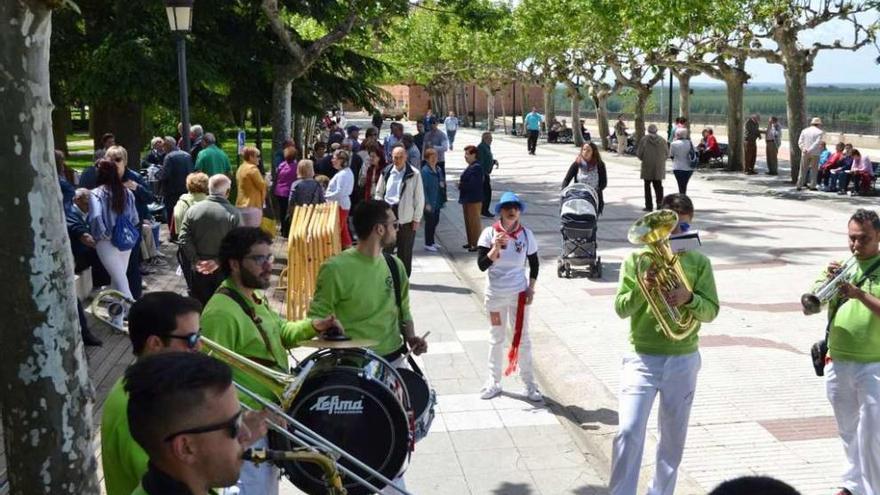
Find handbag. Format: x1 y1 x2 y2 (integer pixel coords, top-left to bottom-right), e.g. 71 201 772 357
688 142 699 169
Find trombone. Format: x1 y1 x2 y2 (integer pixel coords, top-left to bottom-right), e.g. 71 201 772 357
200 336 412 495
802 256 859 315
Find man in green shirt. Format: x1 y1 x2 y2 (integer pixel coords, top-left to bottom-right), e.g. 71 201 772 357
194 133 232 177
200 226 338 495
127 352 266 495
822 209 880 495
610 194 719 495
101 292 206 495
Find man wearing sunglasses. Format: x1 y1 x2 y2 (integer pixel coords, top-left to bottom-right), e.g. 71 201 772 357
201 227 340 495
126 352 267 495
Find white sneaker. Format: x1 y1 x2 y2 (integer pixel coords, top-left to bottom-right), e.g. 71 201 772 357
480 382 502 400
524 385 543 402
424 245 438 252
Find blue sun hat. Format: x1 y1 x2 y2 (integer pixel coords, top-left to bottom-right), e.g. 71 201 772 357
495 191 526 215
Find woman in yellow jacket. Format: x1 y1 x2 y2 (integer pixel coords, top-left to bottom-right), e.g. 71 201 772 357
236 146 267 227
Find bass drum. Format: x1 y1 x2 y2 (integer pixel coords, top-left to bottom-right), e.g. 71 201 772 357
269 348 412 495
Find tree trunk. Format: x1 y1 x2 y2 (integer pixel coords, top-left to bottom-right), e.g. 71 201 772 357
634 88 650 143
520 83 528 126
500 90 508 134
52 105 70 156
292 113 303 152
0 3 100 494
593 91 611 150
543 84 556 124
570 84 584 147
90 100 145 166
677 72 692 130
457 83 469 127
783 62 808 183
723 73 745 172
271 76 292 162
485 89 496 132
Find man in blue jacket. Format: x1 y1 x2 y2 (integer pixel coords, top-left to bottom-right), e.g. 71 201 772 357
65 188 104 346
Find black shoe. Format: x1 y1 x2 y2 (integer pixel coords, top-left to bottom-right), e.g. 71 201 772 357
467 246 479 252
462 244 472 249
642 207 652 212
481 212 494 218
82 329 103 347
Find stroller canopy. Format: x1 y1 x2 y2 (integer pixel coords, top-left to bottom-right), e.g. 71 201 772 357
560 183 598 219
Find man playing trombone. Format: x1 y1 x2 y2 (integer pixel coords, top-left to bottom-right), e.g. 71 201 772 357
611 194 719 495
200 227 340 495
819 209 880 495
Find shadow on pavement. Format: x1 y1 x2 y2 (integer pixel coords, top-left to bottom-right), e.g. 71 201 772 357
491 482 533 495
542 397 619 431
572 485 611 495
409 283 473 295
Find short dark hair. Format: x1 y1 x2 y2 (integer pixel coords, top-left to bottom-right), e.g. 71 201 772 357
101 133 115 146
352 200 392 239
128 292 203 356
850 209 880 232
708 476 800 495
125 352 232 456
219 227 274 276
660 193 694 216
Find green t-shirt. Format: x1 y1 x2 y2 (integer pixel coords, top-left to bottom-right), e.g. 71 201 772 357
308 249 411 356
194 145 232 176
614 248 720 355
201 279 316 407
102 377 149 495
825 255 880 363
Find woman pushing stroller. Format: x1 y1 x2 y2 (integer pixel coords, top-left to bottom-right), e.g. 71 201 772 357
561 142 607 214
476 192 543 402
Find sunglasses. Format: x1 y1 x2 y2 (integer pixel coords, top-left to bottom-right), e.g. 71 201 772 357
164 331 202 349
164 409 243 442
244 254 274 266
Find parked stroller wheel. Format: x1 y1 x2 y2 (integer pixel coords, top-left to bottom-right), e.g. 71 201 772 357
595 258 603 278
564 263 572 279
557 261 565 278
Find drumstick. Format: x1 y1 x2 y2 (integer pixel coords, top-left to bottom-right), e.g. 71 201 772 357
402 332 430 360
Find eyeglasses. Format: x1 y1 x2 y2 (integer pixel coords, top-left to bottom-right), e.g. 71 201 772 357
164 409 243 442
164 331 202 349
112 157 124 163
244 254 274 265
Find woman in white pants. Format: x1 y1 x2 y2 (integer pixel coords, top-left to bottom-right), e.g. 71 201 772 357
88 158 139 301
476 191 542 402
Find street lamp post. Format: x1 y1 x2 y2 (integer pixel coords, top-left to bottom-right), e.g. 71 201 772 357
667 69 674 142
166 0 193 152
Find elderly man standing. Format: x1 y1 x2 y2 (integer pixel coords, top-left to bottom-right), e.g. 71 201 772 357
188 124 206 161
401 133 421 169
194 132 232 177
744 114 761 175
478 132 496 218
796 117 826 191
636 124 668 212
178 175 241 304
383 122 404 162
160 137 194 238
374 145 425 276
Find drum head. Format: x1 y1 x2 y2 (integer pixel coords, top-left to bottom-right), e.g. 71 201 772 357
270 369 409 495
397 368 429 417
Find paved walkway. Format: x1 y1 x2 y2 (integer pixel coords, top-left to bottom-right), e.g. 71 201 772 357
426 125 879 495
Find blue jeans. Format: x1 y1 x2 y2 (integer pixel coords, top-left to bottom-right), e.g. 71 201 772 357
673 170 693 195
447 130 456 149
424 208 441 246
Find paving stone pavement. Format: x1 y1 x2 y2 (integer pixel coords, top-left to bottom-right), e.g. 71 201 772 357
424 125 877 495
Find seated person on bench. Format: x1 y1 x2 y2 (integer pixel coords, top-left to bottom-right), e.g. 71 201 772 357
818 142 845 191
547 118 561 143
839 149 873 196
697 128 720 163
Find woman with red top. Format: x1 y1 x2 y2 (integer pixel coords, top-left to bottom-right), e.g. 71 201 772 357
698 128 720 164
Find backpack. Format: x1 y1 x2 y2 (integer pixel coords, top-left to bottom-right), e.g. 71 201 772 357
111 197 140 250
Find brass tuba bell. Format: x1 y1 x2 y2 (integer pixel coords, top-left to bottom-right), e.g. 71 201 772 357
627 210 699 341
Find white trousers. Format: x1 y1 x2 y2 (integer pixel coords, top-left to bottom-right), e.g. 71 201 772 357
485 292 535 387
95 239 132 299
236 436 279 495
826 360 880 495
609 352 701 495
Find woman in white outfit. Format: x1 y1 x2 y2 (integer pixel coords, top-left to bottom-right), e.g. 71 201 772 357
476 191 542 401
325 149 355 248
88 158 139 301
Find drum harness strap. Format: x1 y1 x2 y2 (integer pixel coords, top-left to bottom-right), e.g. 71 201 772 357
383 253 425 377
217 286 285 371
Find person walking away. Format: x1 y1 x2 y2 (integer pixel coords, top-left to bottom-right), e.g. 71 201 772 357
765 116 781 175
445 111 460 150
636 124 668 212
172 172 209 237
561 142 608 214
615 115 628 156
235 146 267 227
178 175 241 305
669 128 697 195
818 209 880 495
160 139 195 237
797 117 826 191
373 145 425 276
478 132 496 218
611 194 719 495
476 192 542 402
88 159 139 308
274 145 298 237
325 149 355 248
459 145 484 251
524 107 543 155
288 160 325 215
744 114 761 175
372 110 384 136
193 132 232 177
421 148 445 252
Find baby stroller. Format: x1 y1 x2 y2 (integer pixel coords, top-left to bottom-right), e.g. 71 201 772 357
557 183 601 278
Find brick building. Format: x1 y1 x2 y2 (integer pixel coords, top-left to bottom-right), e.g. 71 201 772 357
370 83 547 123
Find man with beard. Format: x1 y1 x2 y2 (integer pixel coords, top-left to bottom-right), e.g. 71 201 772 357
200 227 341 495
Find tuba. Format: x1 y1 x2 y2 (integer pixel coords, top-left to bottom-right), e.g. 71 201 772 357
801 256 859 315
627 210 699 341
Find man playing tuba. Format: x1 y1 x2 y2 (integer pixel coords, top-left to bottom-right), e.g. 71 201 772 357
610 193 719 495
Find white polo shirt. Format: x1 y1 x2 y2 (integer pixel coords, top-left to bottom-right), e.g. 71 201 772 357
478 225 538 298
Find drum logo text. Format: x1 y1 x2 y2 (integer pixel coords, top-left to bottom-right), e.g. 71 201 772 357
309 395 365 414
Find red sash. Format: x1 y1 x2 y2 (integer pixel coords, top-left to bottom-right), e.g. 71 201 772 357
492 220 523 239
503 291 528 376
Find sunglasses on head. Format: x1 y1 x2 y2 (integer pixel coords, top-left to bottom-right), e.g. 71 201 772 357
164 330 202 349
164 409 243 442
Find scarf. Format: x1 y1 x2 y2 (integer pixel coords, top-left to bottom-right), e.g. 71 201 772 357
492 220 524 239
